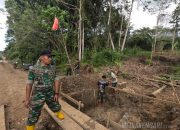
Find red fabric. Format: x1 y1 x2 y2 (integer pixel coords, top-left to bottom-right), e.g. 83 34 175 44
52 17 59 30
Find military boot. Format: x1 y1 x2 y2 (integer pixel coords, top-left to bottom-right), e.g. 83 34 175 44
26 125 35 130
55 111 64 120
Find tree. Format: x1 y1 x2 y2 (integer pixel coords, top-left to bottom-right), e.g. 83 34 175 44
127 27 154 50
121 0 134 52
171 3 180 51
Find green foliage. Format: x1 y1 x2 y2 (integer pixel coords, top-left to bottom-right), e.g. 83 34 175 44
174 37 180 49
127 28 154 51
52 50 67 64
83 48 151 67
91 50 122 67
4 0 70 64
122 48 151 58
4 0 179 70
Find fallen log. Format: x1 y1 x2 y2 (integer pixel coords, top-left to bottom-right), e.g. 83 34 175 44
152 85 167 96
147 85 167 98
107 86 180 106
119 71 179 88
144 77 179 88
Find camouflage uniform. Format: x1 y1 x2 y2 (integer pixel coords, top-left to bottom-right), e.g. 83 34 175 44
26 60 61 125
97 80 109 103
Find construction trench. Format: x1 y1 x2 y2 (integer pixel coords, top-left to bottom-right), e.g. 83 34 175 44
56 74 180 130
40 55 180 130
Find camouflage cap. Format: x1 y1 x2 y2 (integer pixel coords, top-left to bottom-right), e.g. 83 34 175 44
40 49 51 57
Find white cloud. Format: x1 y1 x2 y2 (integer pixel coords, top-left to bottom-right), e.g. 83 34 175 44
131 2 157 30
131 2 177 30
0 0 7 51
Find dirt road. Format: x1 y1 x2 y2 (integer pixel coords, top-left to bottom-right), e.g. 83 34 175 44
0 61 28 128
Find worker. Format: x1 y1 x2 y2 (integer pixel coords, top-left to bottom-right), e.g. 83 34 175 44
13 61 18 69
97 75 109 103
74 59 80 74
66 64 72 76
107 69 118 87
25 49 64 130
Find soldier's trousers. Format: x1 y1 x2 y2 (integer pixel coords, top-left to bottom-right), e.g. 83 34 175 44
27 87 61 125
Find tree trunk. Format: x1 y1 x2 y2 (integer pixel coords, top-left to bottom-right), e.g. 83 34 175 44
78 0 82 61
82 21 84 60
119 15 124 50
154 14 160 52
109 32 115 50
107 0 115 51
172 20 177 51
121 0 134 52
59 33 75 75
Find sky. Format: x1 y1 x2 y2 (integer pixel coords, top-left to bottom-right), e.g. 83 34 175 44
0 0 7 51
0 0 177 51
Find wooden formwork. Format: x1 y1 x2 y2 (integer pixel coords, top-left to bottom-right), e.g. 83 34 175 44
0 105 6 130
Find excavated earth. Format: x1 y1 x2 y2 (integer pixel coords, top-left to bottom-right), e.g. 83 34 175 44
61 56 180 130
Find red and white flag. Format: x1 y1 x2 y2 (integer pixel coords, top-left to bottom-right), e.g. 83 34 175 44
52 17 59 30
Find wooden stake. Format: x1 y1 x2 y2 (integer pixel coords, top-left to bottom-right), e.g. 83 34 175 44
106 112 111 128
0 105 6 130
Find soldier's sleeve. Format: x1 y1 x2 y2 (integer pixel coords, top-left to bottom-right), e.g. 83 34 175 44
26 66 35 85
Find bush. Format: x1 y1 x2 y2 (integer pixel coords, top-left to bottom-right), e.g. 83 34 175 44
123 48 151 58
91 49 122 67
83 48 151 67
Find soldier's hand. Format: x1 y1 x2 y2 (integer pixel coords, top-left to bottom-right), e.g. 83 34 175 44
54 94 59 102
24 100 30 108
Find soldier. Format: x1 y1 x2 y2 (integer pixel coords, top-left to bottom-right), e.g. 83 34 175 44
25 49 64 130
97 75 109 103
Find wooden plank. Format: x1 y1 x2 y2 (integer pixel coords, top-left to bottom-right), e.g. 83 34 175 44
0 105 6 130
60 92 84 108
59 98 109 130
44 104 84 130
